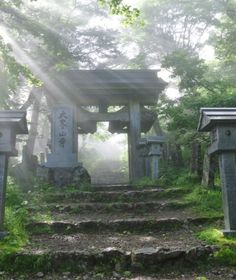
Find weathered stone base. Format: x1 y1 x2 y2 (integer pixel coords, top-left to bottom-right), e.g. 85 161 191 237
223 230 236 237
37 164 91 188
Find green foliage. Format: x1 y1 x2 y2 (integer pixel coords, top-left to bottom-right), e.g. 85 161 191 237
184 185 222 217
123 270 132 277
214 248 236 266
79 183 95 192
0 37 41 106
0 179 28 254
162 49 208 91
197 228 236 246
98 0 140 24
156 163 200 187
132 176 159 189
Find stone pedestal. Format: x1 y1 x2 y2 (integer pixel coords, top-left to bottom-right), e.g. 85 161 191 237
37 164 91 188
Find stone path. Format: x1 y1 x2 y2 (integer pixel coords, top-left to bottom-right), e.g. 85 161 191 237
2 184 233 279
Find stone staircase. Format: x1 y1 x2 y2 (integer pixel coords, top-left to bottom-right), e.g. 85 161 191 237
4 184 230 279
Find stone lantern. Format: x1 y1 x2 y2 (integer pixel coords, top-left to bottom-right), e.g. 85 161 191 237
198 108 236 236
146 136 165 180
0 111 28 238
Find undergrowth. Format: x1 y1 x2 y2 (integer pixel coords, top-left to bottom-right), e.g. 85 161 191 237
184 185 223 217
132 176 160 188
0 178 29 255
197 228 236 266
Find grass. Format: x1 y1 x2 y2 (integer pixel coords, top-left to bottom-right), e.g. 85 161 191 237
197 228 236 266
132 176 160 189
1 179 29 254
184 185 223 217
194 206 236 267
197 228 229 245
0 178 30 272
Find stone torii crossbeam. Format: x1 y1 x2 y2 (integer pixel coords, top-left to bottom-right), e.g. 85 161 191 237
43 70 167 184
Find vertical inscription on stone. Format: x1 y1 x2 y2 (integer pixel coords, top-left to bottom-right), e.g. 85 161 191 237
46 105 78 168
53 106 74 154
58 111 68 148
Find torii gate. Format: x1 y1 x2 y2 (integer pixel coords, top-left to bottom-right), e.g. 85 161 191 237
43 70 166 183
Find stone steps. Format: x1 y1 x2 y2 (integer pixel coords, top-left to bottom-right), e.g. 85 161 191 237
43 187 189 203
91 184 142 192
12 224 219 276
34 209 223 224
5 184 224 276
26 217 222 235
8 245 214 274
39 200 193 214
26 228 213 251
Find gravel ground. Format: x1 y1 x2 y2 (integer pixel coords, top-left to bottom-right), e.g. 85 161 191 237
1 267 236 280
25 229 206 253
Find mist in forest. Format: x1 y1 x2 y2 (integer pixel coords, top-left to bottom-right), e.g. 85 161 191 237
1 0 226 182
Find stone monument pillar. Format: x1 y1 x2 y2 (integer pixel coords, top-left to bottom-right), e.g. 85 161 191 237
0 111 28 238
198 108 236 236
46 105 78 168
43 105 90 188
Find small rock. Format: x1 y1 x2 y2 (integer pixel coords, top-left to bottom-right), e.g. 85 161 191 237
36 272 44 278
0 271 5 276
113 271 121 278
63 272 71 276
115 262 121 271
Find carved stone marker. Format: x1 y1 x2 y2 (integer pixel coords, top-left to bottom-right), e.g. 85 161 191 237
198 108 236 236
0 111 28 238
46 105 78 168
42 105 90 188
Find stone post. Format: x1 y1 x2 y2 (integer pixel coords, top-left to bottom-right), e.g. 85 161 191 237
128 100 142 182
137 138 148 177
0 111 28 238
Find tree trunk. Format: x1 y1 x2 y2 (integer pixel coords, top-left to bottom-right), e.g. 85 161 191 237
190 141 201 175
176 144 184 168
23 87 42 173
201 151 216 188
